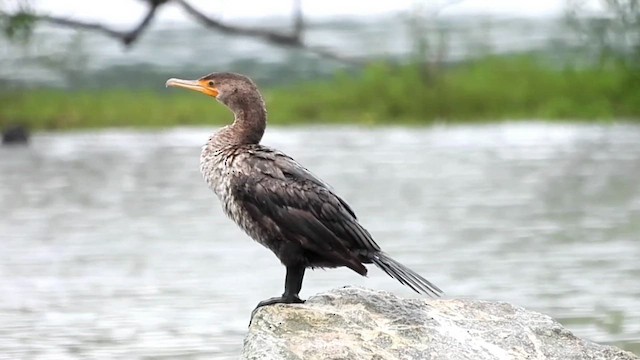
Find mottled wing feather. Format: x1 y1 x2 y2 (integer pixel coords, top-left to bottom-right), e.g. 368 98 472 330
263 149 380 251
233 146 380 271
226 145 442 297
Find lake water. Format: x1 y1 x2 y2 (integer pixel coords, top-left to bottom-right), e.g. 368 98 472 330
1 123 639 359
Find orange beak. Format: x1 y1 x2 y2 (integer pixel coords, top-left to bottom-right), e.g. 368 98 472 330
165 78 219 97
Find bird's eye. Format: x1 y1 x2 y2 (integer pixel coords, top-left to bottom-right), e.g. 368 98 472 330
208 81 215 87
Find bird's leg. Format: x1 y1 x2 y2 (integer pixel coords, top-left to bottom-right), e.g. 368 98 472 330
250 265 305 320
259 265 306 307
282 264 305 303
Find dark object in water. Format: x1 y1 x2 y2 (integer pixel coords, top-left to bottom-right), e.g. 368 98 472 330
166 72 443 313
2 124 29 145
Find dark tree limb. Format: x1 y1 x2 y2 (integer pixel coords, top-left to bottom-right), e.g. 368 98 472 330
292 0 304 36
2 0 363 64
174 0 363 64
17 0 164 46
175 0 302 46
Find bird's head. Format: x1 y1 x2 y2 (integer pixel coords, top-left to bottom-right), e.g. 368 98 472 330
165 72 262 111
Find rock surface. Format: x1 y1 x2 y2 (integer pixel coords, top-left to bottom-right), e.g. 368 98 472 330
242 286 636 360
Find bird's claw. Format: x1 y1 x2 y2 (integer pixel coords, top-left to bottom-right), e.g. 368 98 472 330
248 295 305 326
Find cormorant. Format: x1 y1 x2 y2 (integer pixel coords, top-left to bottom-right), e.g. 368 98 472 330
166 72 442 310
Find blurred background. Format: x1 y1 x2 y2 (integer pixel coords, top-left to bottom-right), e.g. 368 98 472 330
1 0 639 359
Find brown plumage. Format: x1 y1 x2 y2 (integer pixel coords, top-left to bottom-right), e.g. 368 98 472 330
166 72 442 311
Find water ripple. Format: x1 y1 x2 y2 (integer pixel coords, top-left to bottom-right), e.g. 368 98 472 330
1 123 639 358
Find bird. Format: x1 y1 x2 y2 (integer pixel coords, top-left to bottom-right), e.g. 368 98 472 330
165 72 443 311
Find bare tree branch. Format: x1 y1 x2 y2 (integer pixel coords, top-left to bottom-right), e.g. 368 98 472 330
174 0 363 64
3 0 363 64
293 0 304 36
9 0 163 46
175 0 302 46
35 15 123 39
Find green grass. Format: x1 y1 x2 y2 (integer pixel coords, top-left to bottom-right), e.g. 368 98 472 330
2 56 639 130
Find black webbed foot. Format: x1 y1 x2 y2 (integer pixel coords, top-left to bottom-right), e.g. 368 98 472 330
249 295 305 325
250 265 307 326
256 295 305 308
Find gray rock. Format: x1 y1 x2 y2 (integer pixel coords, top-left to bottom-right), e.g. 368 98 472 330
242 286 636 360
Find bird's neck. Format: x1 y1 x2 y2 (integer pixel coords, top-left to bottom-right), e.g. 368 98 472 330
231 104 267 144
212 99 267 147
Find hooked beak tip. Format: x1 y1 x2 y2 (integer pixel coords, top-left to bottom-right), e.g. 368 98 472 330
165 78 178 88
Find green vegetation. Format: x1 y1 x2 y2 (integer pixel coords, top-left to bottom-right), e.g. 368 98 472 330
1 56 639 130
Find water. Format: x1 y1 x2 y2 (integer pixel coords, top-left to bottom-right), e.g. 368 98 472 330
1 123 639 359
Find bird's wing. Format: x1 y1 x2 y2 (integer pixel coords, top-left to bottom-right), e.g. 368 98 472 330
248 147 360 219
231 147 381 272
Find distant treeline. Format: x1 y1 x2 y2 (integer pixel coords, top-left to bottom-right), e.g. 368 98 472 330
1 54 638 129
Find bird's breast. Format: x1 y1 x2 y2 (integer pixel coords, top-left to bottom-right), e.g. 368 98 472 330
199 146 279 250
199 147 251 218
200 145 231 196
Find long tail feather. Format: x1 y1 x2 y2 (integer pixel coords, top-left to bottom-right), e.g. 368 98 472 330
371 252 443 297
